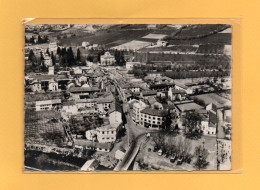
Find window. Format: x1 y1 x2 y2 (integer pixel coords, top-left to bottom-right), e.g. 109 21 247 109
153 117 155 120
102 131 104 134
157 122 160 124
111 131 114 134
153 121 155 124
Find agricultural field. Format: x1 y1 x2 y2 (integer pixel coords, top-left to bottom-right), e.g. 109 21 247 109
25 122 66 147
111 40 152 50
174 24 229 38
58 29 153 47
167 33 232 45
142 33 167 39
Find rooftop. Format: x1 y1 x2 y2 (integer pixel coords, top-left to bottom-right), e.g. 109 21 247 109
70 86 100 93
140 107 168 117
175 102 203 112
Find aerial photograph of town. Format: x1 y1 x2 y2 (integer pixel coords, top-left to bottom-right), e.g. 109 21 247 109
24 24 232 171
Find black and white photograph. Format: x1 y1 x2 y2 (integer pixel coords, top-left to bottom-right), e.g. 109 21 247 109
24 24 232 171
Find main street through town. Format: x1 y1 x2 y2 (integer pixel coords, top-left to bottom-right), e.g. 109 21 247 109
110 73 159 170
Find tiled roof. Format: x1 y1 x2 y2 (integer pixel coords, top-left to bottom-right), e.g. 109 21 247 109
171 89 186 94
70 87 100 93
175 102 203 112
141 90 157 96
140 107 168 117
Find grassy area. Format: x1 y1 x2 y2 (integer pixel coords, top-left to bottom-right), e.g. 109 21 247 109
58 29 153 47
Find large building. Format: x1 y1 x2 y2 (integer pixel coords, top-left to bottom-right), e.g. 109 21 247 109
139 107 168 129
100 52 116 66
49 42 58 53
132 100 148 123
35 99 61 111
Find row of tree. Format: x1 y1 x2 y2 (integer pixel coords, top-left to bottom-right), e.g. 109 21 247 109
152 133 209 170
25 35 49 44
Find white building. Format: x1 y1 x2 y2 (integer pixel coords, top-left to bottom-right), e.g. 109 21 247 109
132 100 148 123
48 66 54 75
82 41 90 47
35 99 61 111
100 52 116 66
62 101 78 114
30 80 42 92
49 42 58 53
48 78 58 91
125 62 140 70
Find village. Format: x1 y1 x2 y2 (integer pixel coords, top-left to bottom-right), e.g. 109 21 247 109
24 24 232 171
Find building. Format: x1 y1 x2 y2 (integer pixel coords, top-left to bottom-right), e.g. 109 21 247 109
174 81 193 94
49 42 58 53
125 62 140 70
43 56 52 67
96 94 115 113
35 99 61 111
167 87 186 101
70 86 101 99
62 101 78 114
108 103 123 124
85 130 97 141
132 100 148 123
174 102 203 117
139 107 168 129
150 82 175 92
30 80 42 92
100 52 116 66
48 66 54 75
48 78 58 91
82 41 90 47
96 123 120 143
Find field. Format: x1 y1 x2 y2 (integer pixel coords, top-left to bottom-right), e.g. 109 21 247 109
174 24 229 38
111 40 152 50
139 45 199 53
142 33 167 39
168 33 232 45
58 29 153 47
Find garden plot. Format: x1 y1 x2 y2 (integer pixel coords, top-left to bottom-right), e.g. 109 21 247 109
112 40 152 50
142 33 167 39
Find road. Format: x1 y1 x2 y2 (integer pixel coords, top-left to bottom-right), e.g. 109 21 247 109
109 70 159 170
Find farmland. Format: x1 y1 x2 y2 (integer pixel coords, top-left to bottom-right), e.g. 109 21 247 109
58 29 153 47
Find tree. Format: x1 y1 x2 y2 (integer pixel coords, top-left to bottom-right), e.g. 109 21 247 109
183 111 203 139
51 52 55 66
67 47 75 66
28 49 37 64
37 35 42 44
76 48 81 63
57 47 61 56
193 145 209 170
46 48 50 56
29 36 35 44
25 36 29 43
